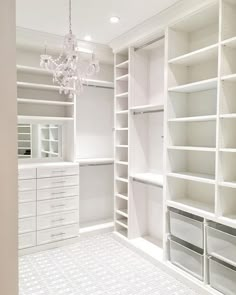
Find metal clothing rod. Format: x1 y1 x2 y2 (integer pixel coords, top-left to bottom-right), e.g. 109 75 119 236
80 163 114 167
133 109 164 115
132 177 163 189
134 35 165 51
84 84 114 90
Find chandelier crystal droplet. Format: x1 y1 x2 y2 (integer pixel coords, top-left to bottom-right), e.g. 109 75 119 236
40 0 100 98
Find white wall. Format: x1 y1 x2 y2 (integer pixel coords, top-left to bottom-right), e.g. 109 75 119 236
0 0 18 294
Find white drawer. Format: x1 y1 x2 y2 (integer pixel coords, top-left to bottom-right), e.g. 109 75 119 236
37 210 79 230
19 217 36 234
37 175 79 190
18 190 36 203
19 232 36 249
18 179 36 192
37 186 79 201
19 202 36 218
37 165 79 178
18 168 36 180
37 197 78 215
37 224 79 245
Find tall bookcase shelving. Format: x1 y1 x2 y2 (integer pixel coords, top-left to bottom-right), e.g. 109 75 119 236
114 49 130 238
165 1 236 294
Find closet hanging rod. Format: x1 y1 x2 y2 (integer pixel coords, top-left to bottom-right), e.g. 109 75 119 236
133 109 164 115
84 84 114 90
132 177 163 188
80 163 114 167
134 35 165 51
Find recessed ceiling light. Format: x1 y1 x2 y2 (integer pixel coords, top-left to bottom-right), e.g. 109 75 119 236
110 16 120 24
84 35 92 41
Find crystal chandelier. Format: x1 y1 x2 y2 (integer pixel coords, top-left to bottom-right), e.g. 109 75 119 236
40 0 100 98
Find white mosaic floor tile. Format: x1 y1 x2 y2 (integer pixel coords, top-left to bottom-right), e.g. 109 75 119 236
19 233 197 295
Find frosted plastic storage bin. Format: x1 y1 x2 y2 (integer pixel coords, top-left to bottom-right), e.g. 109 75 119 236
169 238 204 281
209 257 236 295
169 209 204 248
207 223 236 265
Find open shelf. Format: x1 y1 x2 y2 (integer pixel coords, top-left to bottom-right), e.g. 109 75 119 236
168 44 218 66
168 3 219 60
18 115 73 123
167 176 215 216
221 0 236 41
17 98 74 106
116 193 128 201
130 104 164 114
168 172 215 184
221 43 236 77
168 120 216 148
168 78 218 93
218 186 236 222
220 117 236 148
116 60 129 69
77 158 114 166
168 146 216 152
132 173 163 187
116 209 128 218
116 74 129 82
168 115 216 123
116 92 129 98
17 81 72 91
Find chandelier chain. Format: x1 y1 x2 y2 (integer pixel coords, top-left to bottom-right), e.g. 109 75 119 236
69 0 72 34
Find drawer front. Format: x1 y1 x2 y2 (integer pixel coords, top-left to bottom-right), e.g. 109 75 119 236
37 197 78 215
37 224 79 245
37 211 79 230
169 239 204 281
37 175 79 190
170 211 204 248
37 165 79 178
209 258 236 295
37 186 79 201
19 190 36 203
19 202 36 218
19 232 36 249
18 168 36 180
18 179 36 192
19 217 36 234
207 226 236 264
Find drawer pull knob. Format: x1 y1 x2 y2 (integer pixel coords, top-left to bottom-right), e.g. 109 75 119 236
52 181 67 184
52 170 66 173
51 204 65 208
52 218 65 223
51 232 66 238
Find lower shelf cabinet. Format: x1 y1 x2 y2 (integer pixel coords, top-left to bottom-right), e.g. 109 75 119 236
209 257 236 295
169 237 204 281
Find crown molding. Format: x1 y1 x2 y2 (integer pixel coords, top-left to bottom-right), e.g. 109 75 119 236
109 0 217 52
16 27 114 65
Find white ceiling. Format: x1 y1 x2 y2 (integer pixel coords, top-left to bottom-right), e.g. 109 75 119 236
16 0 180 45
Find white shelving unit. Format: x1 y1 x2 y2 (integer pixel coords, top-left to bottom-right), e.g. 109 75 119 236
114 48 130 238
40 124 61 158
18 124 32 159
165 1 236 293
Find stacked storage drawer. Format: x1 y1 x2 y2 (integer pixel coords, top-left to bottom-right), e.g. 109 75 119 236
18 163 79 250
37 164 79 245
207 222 236 295
18 168 37 249
168 208 204 281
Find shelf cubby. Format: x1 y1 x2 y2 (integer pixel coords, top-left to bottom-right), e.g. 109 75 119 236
220 80 236 114
220 118 236 148
168 89 217 119
218 186 236 221
167 149 216 182
132 40 164 107
116 163 128 180
129 180 163 248
167 177 215 216
221 0 236 41
168 3 219 60
219 152 236 183
221 44 236 77
116 113 128 129
168 120 216 148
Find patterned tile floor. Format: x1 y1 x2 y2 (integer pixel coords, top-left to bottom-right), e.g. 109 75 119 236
19 233 197 295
